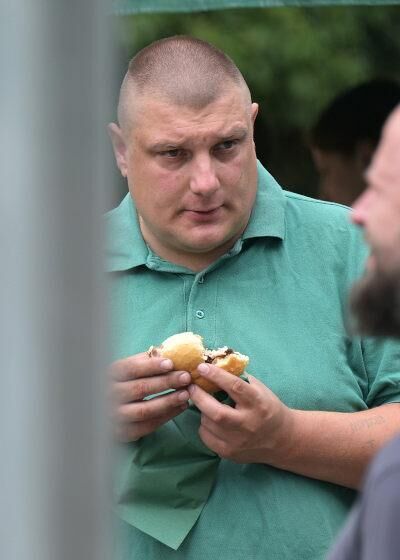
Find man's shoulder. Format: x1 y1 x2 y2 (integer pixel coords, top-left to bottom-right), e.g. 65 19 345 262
283 190 351 222
282 189 359 237
279 190 366 265
105 194 131 224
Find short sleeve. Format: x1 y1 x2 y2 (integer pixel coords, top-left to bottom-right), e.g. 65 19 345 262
343 223 400 409
361 337 400 407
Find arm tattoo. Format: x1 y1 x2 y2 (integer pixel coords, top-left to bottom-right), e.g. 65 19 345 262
350 415 386 434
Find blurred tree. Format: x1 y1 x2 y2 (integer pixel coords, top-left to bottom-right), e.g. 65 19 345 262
109 6 400 204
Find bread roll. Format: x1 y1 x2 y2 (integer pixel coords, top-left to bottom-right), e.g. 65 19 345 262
148 332 249 393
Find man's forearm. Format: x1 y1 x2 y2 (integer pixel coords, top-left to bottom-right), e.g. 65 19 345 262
189 367 400 489
266 403 400 489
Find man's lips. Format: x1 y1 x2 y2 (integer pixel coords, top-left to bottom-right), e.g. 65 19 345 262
183 206 223 221
186 205 222 213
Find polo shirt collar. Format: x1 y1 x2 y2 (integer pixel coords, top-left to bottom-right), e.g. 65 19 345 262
243 161 286 241
105 193 148 272
106 161 286 272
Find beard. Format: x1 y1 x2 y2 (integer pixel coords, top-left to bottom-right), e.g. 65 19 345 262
350 263 400 338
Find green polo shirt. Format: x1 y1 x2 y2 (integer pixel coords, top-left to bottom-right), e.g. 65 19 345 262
107 163 400 560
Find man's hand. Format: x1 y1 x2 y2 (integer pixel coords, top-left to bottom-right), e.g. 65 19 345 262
188 363 294 464
110 352 191 442
188 363 400 489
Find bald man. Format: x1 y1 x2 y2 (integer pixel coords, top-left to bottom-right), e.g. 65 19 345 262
107 37 400 560
328 106 400 560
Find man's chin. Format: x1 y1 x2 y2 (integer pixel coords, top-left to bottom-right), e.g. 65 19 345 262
179 227 242 255
350 266 400 338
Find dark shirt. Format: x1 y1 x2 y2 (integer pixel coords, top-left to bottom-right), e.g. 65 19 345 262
328 433 400 560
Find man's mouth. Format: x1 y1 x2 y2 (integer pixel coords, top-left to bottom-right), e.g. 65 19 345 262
188 206 221 213
184 206 223 220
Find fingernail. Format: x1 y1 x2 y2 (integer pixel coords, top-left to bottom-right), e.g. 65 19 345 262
178 390 189 402
179 372 191 385
160 359 173 370
188 384 195 395
197 363 209 375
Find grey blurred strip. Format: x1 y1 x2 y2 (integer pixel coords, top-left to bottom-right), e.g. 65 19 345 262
0 2 113 559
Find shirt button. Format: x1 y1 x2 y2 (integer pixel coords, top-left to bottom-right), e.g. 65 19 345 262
195 310 205 319
198 275 204 284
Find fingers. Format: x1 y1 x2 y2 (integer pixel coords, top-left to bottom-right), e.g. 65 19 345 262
115 404 188 442
111 370 192 404
188 383 237 427
198 423 230 456
110 353 174 382
193 364 256 405
115 388 190 425
109 351 194 441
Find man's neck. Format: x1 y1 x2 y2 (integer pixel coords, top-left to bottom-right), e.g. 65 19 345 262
139 219 241 272
146 239 238 272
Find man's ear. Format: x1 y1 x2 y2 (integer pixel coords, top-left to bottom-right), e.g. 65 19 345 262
251 102 259 125
107 123 128 178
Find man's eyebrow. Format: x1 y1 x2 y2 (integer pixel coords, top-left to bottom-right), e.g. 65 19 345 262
148 127 248 151
149 141 182 151
218 127 248 140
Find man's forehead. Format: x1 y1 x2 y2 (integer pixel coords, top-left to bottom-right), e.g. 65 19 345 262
144 86 248 109
367 106 400 191
131 91 252 136
130 81 248 111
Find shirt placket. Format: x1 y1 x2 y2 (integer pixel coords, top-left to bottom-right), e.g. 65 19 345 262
185 271 218 347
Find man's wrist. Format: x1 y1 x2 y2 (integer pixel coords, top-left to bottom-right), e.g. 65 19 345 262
263 407 303 470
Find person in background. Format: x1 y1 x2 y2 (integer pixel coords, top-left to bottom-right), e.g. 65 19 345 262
310 79 400 206
107 37 400 560
328 105 400 560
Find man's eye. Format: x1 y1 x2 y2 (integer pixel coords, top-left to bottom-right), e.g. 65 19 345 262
161 149 182 158
215 140 236 151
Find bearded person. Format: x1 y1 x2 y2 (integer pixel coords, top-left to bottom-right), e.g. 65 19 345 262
351 261 400 338
328 105 400 560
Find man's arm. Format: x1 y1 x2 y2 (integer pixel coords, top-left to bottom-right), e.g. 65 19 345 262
188 364 400 489
273 403 400 489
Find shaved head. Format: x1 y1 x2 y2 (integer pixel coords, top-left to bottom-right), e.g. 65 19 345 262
350 104 400 337
108 35 259 271
118 35 252 130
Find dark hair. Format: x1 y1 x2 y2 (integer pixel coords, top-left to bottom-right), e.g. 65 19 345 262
310 79 400 155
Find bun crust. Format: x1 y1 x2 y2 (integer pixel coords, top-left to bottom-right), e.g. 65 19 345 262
158 332 205 372
195 353 249 393
150 332 249 393
213 353 249 375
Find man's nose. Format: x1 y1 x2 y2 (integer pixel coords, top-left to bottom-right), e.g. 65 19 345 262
351 189 370 226
189 156 220 195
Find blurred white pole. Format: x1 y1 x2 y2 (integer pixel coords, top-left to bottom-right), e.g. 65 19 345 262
0 2 112 559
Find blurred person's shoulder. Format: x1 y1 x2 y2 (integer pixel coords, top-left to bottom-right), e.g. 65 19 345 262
366 433 400 487
327 434 400 560
358 433 400 557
